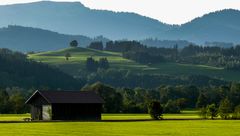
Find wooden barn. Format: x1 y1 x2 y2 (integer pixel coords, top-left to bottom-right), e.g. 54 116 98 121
25 90 104 121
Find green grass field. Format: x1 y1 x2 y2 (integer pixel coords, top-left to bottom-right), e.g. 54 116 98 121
0 111 200 121
29 47 240 81
0 113 239 136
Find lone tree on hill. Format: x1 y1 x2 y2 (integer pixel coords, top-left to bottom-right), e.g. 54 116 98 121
70 40 78 48
148 101 163 120
65 52 71 61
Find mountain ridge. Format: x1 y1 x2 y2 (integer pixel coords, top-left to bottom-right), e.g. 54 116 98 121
0 1 239 44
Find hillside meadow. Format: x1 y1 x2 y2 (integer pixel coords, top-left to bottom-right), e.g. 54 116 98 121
29 47 240 81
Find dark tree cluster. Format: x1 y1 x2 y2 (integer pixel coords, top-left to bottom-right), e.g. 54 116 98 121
179 44 240 70
102 40 240 70
78 82 240 116
0 87 34 114
105 40 176 64
86 57 110 72
123 51 165 64
81 82 123 113
196 83 240 119
88 41 104 50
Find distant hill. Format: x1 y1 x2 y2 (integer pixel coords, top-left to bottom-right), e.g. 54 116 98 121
0 25 93 52
0 1 170 40
165 9 240 44
0 1 239 46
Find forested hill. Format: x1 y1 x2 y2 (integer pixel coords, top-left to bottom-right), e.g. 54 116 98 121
0 25 92 52
0 48 82 89
165 9 240 44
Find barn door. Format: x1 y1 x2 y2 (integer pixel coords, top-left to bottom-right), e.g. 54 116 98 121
42 105 52 120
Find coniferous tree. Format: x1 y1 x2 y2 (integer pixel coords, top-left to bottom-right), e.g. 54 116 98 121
219 98 232 119
196 93 208 108
207 104 218 120
232 105 240 119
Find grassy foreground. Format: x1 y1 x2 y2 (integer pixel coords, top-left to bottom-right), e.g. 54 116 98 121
29 47 240 81
0 113 239 136
0 120 239 136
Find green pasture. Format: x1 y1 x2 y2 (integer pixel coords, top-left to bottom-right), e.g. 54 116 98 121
0 111 200 121
0 115 239 136
29 47 240 81
0 114 30 121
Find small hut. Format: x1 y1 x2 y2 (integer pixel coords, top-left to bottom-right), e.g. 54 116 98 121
25 90 104 121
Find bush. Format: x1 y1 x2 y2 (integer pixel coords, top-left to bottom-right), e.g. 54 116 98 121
148 101 163 120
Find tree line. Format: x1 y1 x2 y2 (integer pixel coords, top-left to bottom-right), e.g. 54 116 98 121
87 40 240 70
77 68 227 88
1 81 240 117
80 82 240 117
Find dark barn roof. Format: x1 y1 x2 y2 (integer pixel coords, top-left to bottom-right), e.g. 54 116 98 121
26 90 104 104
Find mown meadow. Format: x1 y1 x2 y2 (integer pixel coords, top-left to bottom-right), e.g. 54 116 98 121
0 113 239 136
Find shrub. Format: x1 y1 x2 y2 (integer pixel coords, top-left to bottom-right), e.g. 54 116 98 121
148 101 163 120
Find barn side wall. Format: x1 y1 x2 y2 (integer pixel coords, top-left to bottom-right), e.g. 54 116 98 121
28 93 49 120
51 103 102 120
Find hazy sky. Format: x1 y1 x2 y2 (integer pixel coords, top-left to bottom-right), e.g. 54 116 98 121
1 0 240 24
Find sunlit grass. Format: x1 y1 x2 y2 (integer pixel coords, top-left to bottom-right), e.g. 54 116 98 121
0 113 239 136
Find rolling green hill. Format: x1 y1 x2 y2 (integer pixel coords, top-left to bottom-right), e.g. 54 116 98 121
29 47 240 81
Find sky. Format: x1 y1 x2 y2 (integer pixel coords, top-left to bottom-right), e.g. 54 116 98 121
0 0 240 24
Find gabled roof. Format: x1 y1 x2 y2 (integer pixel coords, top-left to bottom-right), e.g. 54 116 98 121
25 90 104 104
